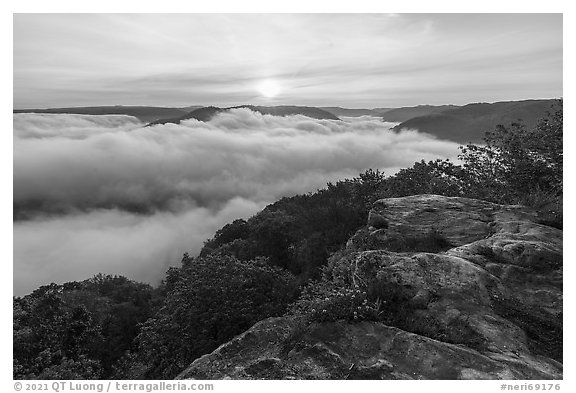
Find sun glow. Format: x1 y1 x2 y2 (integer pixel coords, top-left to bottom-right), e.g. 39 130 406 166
257 79 282 98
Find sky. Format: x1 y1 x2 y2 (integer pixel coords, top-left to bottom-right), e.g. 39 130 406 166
13 13 562 109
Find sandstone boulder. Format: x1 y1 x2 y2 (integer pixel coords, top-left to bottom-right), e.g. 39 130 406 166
178 195 562 380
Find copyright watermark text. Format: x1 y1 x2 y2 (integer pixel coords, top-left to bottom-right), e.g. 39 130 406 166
13 381 214 392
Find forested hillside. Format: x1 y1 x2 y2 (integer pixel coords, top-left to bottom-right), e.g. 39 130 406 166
392 99 556 143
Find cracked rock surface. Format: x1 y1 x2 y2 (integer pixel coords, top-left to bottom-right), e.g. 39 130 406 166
178 195 562 380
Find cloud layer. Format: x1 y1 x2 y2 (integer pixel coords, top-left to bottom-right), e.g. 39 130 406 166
14 197 263 296
13 110 460 295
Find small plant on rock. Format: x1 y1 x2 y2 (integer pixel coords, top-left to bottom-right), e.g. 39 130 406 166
289 281 382 323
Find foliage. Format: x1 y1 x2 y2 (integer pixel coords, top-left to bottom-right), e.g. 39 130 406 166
28 353 103 380
13 276 157 379
288 250 384 323
380 159 467 198
516 186 562 229
201 219 250 256
458 100 562 203
290 282 381 323
131 253 298 379
200 169 387 279
249 210 299 269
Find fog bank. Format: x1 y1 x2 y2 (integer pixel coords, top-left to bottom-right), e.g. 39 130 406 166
14 110 461 295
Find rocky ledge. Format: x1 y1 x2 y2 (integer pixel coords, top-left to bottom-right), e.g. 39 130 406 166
177 195 562 380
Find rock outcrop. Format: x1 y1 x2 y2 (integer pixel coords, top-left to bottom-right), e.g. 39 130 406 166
178 195 562 380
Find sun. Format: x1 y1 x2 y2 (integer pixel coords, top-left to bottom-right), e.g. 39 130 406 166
257 79 282 98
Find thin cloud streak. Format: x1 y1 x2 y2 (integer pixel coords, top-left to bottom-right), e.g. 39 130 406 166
14 14 562 108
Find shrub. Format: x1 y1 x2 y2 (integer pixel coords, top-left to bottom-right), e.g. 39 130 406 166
290 281 382 323
514 186 562 229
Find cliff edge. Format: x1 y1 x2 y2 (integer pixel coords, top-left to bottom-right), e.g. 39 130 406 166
177 195 562 380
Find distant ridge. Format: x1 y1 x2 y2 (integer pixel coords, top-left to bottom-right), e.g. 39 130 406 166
320 107 394 117
380 105 459 122
317 105 458 121
147 105 340 126
14 100 558 144
13 106 202 123
392 99 558 144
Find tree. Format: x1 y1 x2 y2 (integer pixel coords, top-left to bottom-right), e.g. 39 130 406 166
459 99 562 203
201 219 250 256
13 276 156 379
133 253 298 379
381 159 466 198
249 210 298 270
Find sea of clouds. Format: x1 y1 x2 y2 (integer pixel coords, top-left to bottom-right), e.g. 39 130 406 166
13 109 461 295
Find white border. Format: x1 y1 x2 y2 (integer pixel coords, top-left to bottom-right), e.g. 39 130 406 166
3 1 573 389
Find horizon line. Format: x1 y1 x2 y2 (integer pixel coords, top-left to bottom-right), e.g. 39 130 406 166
12 96 562 112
